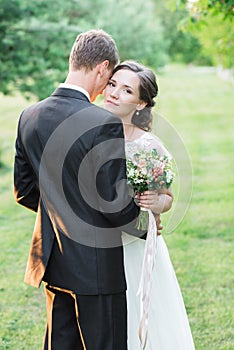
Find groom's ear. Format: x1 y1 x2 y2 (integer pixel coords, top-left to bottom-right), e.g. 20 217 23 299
98 60 110 77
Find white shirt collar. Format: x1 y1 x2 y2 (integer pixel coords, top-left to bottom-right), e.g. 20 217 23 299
59 83 90 101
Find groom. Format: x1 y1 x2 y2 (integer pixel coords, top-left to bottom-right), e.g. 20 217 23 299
14 29 146 349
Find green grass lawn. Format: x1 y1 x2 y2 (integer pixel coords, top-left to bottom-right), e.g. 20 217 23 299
0 65 234 349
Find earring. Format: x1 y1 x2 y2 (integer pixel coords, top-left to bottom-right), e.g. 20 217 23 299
136 110 140 116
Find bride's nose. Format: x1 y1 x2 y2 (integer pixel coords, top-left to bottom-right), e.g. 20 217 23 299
110 87 119 99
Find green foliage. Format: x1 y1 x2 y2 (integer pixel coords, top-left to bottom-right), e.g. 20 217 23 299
0 0 84 99
1 0 231 100
0 0 169 100
170 0 234 68
185 11 234 68
186 0 234 20
153 0 211 65
94 0 169 69
199 17 233 67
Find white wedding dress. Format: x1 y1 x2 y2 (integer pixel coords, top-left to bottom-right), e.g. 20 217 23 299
123 133 195 350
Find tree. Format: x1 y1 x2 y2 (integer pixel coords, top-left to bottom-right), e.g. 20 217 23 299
177 0 234 68
0 0 85 99
165 0 234 68
188 14 234 68
0 0 169 100
185 0 234 21
151 0 212 65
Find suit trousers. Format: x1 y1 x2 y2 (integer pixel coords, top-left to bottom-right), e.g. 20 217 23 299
43 283 128 350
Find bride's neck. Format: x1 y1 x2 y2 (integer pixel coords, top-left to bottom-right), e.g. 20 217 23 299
122 122 135 129
123 123 134 132
123 122 143 140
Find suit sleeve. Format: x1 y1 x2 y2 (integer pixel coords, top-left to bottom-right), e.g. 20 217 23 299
14 115 39 212
94 114 146 238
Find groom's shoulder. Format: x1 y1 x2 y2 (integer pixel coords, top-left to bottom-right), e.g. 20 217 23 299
90 103 122 125
20 95 53 115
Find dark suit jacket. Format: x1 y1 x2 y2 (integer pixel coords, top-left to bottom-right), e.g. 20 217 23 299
14 88 142 295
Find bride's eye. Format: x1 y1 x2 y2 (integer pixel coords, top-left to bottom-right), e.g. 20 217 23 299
123 88 132 94
108 81 115 87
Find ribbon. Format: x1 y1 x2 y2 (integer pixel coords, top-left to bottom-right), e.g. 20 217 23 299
137 209 158 349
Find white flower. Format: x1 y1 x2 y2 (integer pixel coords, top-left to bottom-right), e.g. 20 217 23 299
141 168 147 175
128 169 135 177
166 170 174 183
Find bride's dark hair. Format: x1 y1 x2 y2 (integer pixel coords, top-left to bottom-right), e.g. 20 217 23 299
111 60 158 131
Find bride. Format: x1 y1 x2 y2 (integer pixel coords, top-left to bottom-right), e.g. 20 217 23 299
104 61 195 349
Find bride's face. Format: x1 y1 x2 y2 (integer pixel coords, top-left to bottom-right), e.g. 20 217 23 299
104 69 144 120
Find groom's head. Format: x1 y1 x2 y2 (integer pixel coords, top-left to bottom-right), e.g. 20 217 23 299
68 29 119 101
69 29 119 71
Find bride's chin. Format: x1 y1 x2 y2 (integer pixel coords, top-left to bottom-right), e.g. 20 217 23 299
103 103 114 112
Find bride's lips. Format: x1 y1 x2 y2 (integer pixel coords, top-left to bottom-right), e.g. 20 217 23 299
106 100 119 106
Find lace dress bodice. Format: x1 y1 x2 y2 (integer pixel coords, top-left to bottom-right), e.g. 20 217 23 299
125 132 170 161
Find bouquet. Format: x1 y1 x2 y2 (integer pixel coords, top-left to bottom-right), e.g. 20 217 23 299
126 148 175 230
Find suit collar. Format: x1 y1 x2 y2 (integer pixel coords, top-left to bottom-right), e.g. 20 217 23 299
58 83 90 101
51 87 90 102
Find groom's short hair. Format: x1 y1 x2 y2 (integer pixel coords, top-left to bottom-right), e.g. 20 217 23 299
69 29 119 71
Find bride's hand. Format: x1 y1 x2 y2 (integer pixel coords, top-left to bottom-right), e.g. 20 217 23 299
136 188 173 215
136 190 162 214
